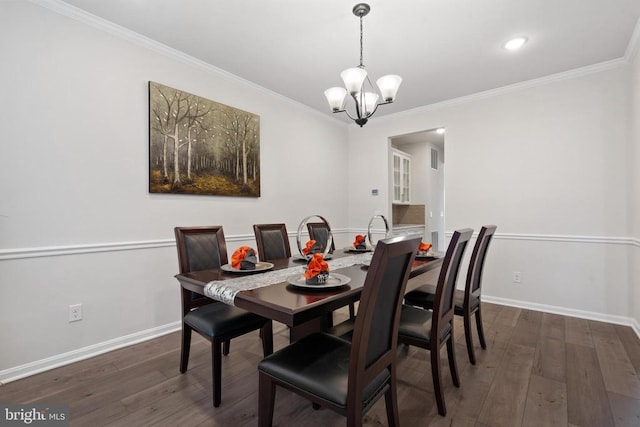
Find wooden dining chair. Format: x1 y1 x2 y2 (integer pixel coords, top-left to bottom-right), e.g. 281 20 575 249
306 221 336 253
174 226 273 407
253 223 291 261
398 228 473 416
404 225 497 365
307 221 357 320
257 234 422 427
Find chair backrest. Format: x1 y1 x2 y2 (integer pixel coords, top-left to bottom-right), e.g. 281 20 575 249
253 223 291 261
174 226 229 273
348 234 421 410
306 222 335 252
465 225 497 304
431 228 474 343
174 226 229 312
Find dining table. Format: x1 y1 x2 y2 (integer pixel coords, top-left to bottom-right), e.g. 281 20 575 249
175 250 443 341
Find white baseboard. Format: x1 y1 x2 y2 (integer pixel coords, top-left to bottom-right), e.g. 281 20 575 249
0 322 181 384
483 295 640 339
632 318 640 338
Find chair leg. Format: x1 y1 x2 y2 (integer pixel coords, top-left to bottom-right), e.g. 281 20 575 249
384 373 400 427
431 346 446 416
463 312 477 365
346 403 363 427
258 372 276 427
261 321 274 357
349 303 356 319
180 323 192 373
475 307 487 349
223 340 230 356
212 339 222 407
446 337 460 388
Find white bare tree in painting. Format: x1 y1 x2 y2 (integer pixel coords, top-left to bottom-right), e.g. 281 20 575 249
151 86 182 184
221 109 259 188
181 95 212 182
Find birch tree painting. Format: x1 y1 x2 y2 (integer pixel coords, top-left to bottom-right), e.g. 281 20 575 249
149 81 260 197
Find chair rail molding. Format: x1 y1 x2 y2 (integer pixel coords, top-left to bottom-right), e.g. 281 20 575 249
0 229 352 260
445 231 635 246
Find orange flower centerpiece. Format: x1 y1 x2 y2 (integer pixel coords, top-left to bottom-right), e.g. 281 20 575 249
418 242 432 255
353 234 367 250
302 239 323 257
231 246 258 270
305 253 330 285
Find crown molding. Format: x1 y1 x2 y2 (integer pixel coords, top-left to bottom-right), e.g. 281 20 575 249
625 16 640 61
27 0 345 128
29 0 637 130
377 58 628 124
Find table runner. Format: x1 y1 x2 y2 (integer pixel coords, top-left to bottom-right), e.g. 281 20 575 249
204 253 373 305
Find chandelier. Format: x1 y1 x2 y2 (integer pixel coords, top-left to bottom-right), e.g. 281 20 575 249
324 3 402 127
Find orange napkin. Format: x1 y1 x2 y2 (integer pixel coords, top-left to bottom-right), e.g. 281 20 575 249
353 234 366 249
302 239 322 255
231 246 257 270
305 253 329 279
419 242 432 253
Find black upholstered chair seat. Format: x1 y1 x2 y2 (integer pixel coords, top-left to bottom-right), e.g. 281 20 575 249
259 333 390 408
405 285 480 315
398 305 452 344
404 283 437 308
184 303 269 338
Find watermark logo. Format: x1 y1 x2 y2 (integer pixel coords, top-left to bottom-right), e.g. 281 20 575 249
1 404 69 426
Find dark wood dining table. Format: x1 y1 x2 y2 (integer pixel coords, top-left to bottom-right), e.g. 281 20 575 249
175 251 443 341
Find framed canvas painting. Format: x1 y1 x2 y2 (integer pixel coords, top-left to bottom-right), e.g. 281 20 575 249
149 81 260 197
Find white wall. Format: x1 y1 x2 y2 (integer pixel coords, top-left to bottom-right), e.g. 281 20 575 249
0 1 349 379
348 63 634 322
2 0 639 382
630 44 640 326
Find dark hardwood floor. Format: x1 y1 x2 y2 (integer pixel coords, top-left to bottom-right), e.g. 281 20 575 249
2 302 640 426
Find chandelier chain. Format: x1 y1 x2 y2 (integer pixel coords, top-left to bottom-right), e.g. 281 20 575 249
359 15 364 68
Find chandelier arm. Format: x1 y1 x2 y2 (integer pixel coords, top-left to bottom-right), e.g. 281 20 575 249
336 108 359 122
351 92 364 119
362 99 393 120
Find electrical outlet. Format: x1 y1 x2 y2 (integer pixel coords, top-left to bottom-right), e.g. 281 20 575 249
69 304 82 322
513 271 522 283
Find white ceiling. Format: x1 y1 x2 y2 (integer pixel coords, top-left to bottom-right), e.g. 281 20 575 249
59 0 640 123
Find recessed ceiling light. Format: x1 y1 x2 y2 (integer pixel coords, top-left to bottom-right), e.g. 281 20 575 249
503 36 528 51
436 128 445 134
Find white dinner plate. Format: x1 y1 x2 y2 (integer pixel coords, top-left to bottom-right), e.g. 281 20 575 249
220 262 274 273
287 273 351 289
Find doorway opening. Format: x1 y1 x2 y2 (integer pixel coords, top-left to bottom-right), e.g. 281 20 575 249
389 128 445 251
